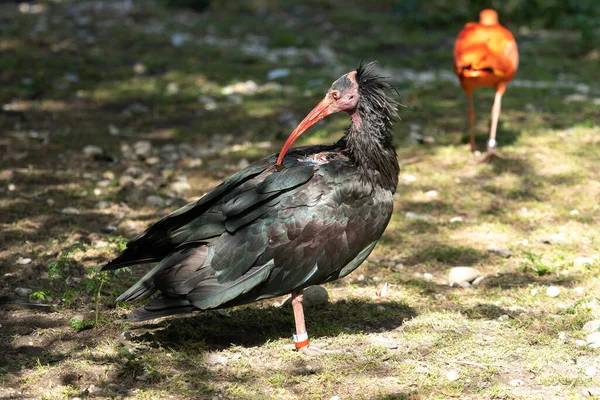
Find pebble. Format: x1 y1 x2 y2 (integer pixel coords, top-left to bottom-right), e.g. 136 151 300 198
146 195 166 208
471 276 485 286
133 140 152 158
434 293 447 301
448 267 480 285
82 145 103 157
329 396 341 400
540 233 568 245
101 225 117 234
405 211 434 221
369 336 398 349
583 320 600 333
222 80 258 96
93 188 101 196
16 257 32 265
166 82 179 95
449 216 464 223
586 332 600 348
15 287 33 297
267 68 290 80
574 257 595 267
423 273 433 281
108 124 120 136
95 201 110 209
575 287 585 295
585 366 597 377
510 379 525 386
133 63 146 75
281 286 329 307
205 353 228 365
357 274 365 281
446 370 460 382
237 158 250 169
46 198 54 206
401 173 416 182
488 245 512 258
570 209 580 215
424 190 438 198
61 207 80 215
575 340 587 347
8 183 16 191
170 176 191 193
546 286 560 298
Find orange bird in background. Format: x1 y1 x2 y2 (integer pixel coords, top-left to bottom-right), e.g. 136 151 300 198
454 9 519 160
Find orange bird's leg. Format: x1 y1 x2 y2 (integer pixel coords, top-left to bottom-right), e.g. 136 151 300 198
487 82 506 156
466 88 476 152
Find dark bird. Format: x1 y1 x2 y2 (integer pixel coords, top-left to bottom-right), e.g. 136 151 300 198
454 9 519 160
102 62 400 352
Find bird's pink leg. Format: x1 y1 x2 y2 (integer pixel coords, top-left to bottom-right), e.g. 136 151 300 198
466 89 476 152
291 290 344 355
291 290 310 350
483 83 506 161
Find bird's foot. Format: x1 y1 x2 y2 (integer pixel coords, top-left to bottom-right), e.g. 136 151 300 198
297 343 349 356
480 147 506 162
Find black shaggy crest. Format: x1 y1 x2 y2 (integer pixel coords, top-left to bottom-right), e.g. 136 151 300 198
343 62 399 191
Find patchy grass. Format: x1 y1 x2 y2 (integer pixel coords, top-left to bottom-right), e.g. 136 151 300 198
1 0 599 399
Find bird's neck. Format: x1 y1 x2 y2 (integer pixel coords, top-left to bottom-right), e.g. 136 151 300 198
340 106 399 191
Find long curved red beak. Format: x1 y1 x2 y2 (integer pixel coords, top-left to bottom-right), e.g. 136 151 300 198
276 97 334 165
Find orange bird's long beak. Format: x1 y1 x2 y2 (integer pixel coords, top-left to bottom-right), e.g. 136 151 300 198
276 97 335 165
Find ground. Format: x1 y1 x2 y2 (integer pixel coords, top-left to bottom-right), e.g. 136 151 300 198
1 1 600 399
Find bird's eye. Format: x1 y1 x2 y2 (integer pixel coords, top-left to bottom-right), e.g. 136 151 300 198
349 95 353 99
331 91 340 100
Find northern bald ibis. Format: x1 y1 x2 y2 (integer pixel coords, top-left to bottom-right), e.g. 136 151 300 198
102 62 400 352
454 9 519 160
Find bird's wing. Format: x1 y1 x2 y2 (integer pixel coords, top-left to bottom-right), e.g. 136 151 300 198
113 153 393 320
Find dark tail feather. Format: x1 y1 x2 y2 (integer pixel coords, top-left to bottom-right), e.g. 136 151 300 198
102 252 160 271
126 296 196 322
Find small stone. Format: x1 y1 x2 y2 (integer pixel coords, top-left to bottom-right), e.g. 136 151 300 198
133 63 146 75
405 211 434 221
369 336 398 349
16 257 32 265
394 263 404 269
133 140 152 158
8 183 16 191
170 177 191 193
71 313 85 323
108 124 120 136
585 366 597 377
540 233 568 245
424 190 438 198
205 353 228 365
574 257 595 267
303 286 329 306
446 370 460 382
95 201 110 209
145 156 160 165
570 209 580 215
558 332 567 340
401 174 416 182
93 188 101 196
46 198 54 206
583 321 600 333
546 286 560 298
423 273 433 281
101 225 117 233
61 207 80 215
575 340 587 347
448 267 480 285
449 216 463 223
586 332 600 348
82 145 103 157
575 287 585 295
267 68 290 80
146 195 166 208
329 396 341 400
166 82 179 95
87 384 100 394
488 245 512 258
434 293 446 301
471 276 485 286
171 32 189 47
15 287 33 297
510 379 524 386
357 274 365 281
531 288 539 296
